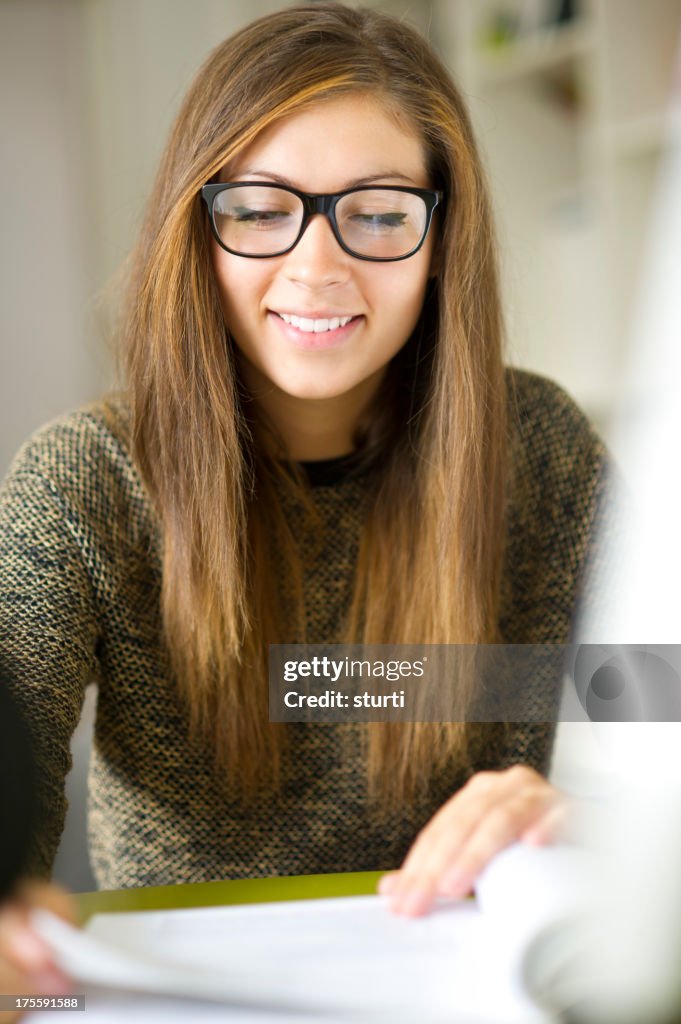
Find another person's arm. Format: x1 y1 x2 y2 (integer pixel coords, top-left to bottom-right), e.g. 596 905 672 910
0 683 76 1020
0 881 75 1022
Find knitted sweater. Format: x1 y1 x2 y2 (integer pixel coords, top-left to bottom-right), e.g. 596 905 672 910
0 369 611 889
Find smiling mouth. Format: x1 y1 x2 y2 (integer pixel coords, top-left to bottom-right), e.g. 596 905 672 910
273 312 360 334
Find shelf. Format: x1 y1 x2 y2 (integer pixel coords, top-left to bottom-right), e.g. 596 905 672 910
475 18 596 87
440 0 681 445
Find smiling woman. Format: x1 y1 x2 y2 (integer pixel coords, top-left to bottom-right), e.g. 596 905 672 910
0 0 614 948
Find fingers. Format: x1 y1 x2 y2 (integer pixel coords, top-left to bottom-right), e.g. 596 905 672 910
14 881 77 926
0 881 76 1021
383 772 503 916
0 957 46 1024
0 905 48 973
521 800 572 846
378 766 565 917
376 872 399 896
437 782 556 897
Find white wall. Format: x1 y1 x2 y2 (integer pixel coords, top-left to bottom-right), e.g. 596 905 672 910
82 0 284 291
0 0 100 476
1 0 287 479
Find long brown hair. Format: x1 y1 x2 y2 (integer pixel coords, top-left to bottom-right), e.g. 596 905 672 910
123 2 507 810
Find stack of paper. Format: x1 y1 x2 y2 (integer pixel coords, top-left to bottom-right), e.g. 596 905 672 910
27 844 593 1023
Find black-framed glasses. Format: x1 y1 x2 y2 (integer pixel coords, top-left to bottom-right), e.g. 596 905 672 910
201 182 442 262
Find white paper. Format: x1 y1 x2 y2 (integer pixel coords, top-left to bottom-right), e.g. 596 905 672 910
25 845 588 1023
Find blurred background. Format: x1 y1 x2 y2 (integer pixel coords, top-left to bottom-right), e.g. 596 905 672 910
2 0 680 890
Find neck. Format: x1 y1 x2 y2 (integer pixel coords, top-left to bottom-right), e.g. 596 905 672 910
239 361 382 462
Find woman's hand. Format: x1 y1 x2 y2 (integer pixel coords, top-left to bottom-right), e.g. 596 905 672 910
0 881 76 1022
378 765 571 916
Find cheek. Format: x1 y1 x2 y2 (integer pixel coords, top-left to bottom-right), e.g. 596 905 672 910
211 248 268 328
377 265 431 328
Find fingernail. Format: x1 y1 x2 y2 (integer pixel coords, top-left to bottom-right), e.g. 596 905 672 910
378 874 399 895
7 924 51 971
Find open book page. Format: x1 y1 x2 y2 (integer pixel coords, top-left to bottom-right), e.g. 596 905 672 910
26 844 593 1023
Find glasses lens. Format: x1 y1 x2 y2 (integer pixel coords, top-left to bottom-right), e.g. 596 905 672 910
336 189 428 259
212 185 303 256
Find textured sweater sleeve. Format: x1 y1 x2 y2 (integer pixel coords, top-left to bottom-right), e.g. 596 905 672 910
0 430 100 878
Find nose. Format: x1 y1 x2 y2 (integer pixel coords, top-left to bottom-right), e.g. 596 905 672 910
282 213 351 289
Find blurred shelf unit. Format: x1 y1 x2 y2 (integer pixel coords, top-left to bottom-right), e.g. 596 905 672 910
473 15 595 86
606 111 677 159
433 0 681 440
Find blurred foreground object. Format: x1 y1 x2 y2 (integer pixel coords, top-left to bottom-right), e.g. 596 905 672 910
0 682 36 899
524 32 681 1024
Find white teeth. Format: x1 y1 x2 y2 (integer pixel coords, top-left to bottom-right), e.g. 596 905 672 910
278 313 354 333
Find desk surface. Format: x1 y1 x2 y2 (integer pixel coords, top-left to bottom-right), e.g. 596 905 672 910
76 870 384 923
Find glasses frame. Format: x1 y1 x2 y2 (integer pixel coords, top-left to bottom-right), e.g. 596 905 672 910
201 181 443 262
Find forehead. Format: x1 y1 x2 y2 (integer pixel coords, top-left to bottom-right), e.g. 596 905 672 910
222 93 430 192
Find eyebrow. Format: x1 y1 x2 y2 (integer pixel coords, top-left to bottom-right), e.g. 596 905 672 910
232 169 422 188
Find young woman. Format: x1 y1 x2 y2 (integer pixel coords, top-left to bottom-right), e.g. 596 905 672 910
0 2 612 960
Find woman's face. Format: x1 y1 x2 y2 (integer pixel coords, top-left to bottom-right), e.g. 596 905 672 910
209 93 437 407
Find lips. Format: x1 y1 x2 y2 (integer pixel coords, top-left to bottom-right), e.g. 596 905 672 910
268 310 362 350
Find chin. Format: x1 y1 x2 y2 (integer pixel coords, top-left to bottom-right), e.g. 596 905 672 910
283 383 356 402
273 373 360 402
